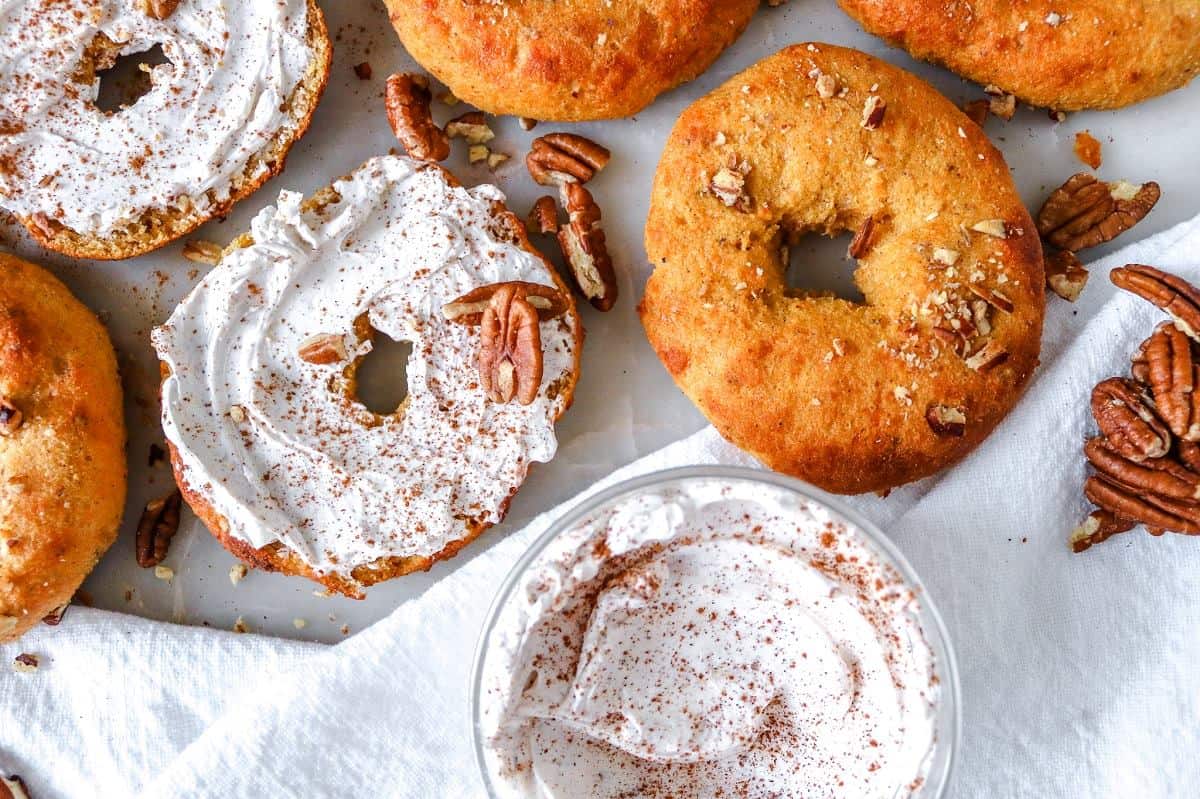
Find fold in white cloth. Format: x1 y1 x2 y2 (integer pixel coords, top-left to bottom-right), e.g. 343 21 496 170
4 214 1200 798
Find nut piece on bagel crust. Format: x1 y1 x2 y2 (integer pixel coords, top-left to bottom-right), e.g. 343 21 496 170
381 0 761 121
641 44 1044 495
0 253 126 643
0 0 332 260
838 0 1200 110
152 156 582 598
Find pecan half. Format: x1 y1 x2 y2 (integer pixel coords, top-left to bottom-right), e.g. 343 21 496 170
445 111 495 145
925 403 966 437
1070 509 1136 553
1091 377 1170 461
526 133 611 186
557 183 618 312
1085 474 1200 535
848 215 877 260
707 157 752 212
1111 265 1200 342
0 398 22 436
1044 250 1088 301
384 73 450 162
136 490 183 569
478 285 544 405
1036 173 1160 251
1181 441 1200 472
443 281 568 325
1143 322 1200 441
1084 437 1200 500
527 196 559 235
297 333 349 365
139 0 180 19
0 773 31 799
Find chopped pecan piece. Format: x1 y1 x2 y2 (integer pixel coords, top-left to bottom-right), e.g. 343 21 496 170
1085 437 1200 500
848 215 877 259
983 85 1016 120
0 774 31 799
297 333 349 365
1091 377 1171 461
353 62 373 80
12 654 38 673
707 157 752 212
526 133 611 186
970 219 1009 238
182 239 222 265
1036 173 1159 251
1044 250 1088 301
445 111 495 145
139 0 180 19
443 281 568 325
384 73 450 162
1085 474 1200 535
527 196 559 235
965 340 1008 372
1111 264 1200 342
0 398 22 436
42 602 69 626
967 284 1014 313
925 404 966 437
136 490 183 569
478 284 544 405
860 95 886 129
557 183 618 311
1070 509 1136 553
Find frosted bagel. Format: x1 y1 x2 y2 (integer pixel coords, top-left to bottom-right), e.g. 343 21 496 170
640 44 1045 495
0 0 331 260
382 0 760 121
0 253 126 644
839 0 1200 110
152 156 582 597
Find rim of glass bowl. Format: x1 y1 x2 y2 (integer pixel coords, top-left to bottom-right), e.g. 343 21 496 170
469 465 962 799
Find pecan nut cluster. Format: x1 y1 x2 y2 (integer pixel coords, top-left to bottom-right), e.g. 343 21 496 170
1073 265 1200 551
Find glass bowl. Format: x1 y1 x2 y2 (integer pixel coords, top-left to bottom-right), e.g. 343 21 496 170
470 465 961 798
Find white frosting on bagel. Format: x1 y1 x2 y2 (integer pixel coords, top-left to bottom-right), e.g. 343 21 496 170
151 156 580 583
0 0 313 237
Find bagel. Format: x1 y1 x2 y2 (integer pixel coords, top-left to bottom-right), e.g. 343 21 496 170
152 156 583 598
382 0 761 121
839 0 1200 110
0 0 331 260
640 44 1045 495
0 252 126 644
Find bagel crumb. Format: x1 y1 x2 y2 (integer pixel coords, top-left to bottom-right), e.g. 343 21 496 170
293 617 307 629
233 616 249 634
229 563 248 585
153 565 173 582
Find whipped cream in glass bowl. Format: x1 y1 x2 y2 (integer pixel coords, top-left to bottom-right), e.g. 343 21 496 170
472 466 959 799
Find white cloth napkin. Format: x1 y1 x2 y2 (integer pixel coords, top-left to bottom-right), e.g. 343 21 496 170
5 213 1200 798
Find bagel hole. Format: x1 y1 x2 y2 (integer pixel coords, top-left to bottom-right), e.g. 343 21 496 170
354 331 413 415
94 44 170 114
783 231 866 304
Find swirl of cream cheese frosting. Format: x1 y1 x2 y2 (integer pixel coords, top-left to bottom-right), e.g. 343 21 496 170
0 0 313 237
478 477 941 798
151 155 580 584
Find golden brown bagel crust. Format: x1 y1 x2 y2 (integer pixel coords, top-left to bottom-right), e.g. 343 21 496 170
382 0 760 121
0 253 126 643
641 44 1044 495
839 0 1200 110
163 165 583 598
17 0 332 260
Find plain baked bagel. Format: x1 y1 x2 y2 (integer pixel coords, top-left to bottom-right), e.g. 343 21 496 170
0 252 126 643
839 0 1200 110
640 44 1045 495
382 0 761 121
0 0 331 260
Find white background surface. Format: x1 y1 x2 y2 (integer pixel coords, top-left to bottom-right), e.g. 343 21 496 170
2 0 1197 643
